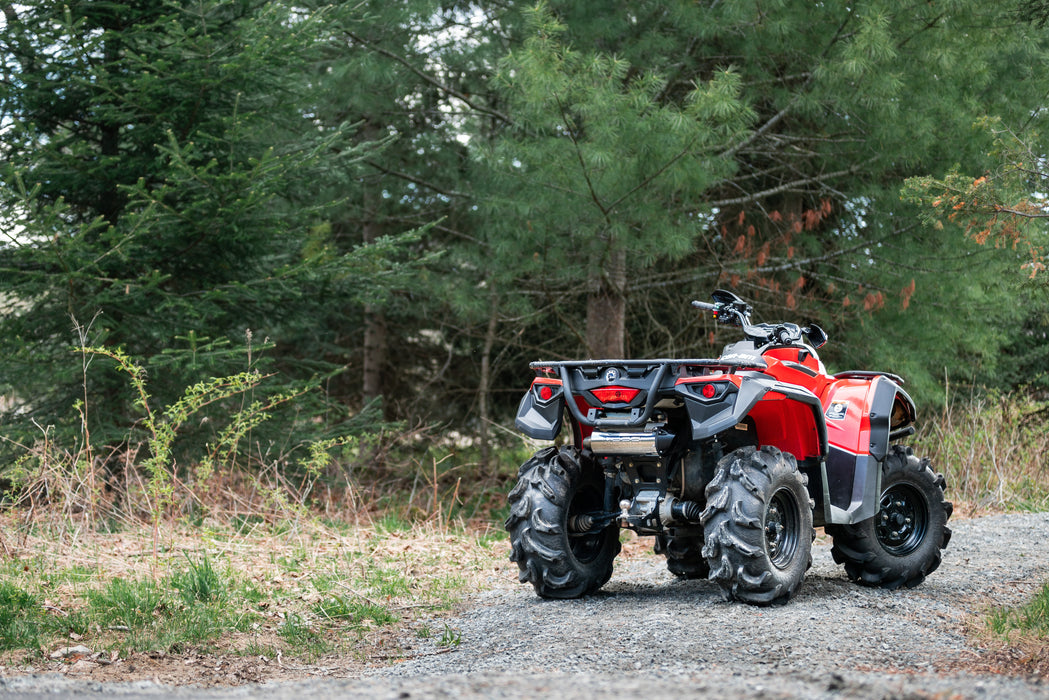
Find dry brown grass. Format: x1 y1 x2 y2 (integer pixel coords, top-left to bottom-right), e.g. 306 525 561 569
915 391 1049 513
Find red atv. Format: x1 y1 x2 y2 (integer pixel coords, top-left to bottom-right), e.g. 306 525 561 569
505 290 952 605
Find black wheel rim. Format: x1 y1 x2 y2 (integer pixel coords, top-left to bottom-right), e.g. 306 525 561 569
765 487 800 568
876 483 928 555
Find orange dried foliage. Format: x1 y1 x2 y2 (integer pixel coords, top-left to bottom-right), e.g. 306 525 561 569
802 209 821 230
756 241 770 266
900 278 916 310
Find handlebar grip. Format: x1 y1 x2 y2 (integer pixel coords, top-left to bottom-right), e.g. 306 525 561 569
691 300 717 311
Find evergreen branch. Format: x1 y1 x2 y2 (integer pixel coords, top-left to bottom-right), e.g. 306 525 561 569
344 30 513 126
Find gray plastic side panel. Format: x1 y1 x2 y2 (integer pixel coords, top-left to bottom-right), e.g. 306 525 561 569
679 376 774 441
822 447 880 524
514 390 564 441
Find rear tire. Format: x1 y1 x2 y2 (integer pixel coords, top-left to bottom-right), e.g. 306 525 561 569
826 446 952 589
657 532 710 580
505 446 620 598
701 446 814 605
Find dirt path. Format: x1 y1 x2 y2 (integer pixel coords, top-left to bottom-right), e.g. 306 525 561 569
2 512 1048 699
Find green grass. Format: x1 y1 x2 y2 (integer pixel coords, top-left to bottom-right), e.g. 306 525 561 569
87 578 165 629
83 570 257 655
277 613 331 658
170 554 225 605
0 581 44 651
0 579 90 654
313 594 398 629
988 582 1049 640
0 511 505 666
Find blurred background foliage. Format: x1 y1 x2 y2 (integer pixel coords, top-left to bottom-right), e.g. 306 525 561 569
1 0 1047 504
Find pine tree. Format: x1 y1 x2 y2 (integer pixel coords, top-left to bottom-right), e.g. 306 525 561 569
479 4 753 358
473 0 1049 399
0 1 413 451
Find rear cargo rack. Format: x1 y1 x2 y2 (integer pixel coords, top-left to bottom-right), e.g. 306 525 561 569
529 358 766 428
528 358 768 371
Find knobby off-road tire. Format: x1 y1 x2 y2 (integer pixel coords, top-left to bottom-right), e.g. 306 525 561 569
701 446 814 605
505 446 621 598
656 532 710 580
826 446 952 590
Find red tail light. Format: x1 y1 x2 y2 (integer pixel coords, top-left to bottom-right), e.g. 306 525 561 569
591 386 640 404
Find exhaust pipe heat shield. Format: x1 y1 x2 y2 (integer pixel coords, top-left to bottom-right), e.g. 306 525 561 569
586 429 674 456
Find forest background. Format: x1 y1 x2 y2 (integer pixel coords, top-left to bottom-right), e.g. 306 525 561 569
2 0 1049 524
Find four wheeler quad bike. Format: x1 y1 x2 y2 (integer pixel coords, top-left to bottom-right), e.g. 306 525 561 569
505 290 952 605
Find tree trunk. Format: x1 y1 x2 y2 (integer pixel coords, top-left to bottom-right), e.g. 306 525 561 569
360 145 387 410
585 249 627 359
362 301 386 405
478 288 499 474
361 215 387 409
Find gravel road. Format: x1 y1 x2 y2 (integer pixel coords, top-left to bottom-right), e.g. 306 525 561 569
3 512 1049 699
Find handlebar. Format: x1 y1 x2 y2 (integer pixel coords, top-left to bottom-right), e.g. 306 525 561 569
692 290 828 349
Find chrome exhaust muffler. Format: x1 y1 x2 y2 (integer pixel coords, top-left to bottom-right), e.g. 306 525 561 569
584 429 674 456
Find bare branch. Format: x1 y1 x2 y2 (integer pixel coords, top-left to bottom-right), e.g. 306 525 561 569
994 204 1049 219
605 138 697 214
556 96 609 219
363 159 467 199
710 160 874 208
344 30 513 127
721 79 811 160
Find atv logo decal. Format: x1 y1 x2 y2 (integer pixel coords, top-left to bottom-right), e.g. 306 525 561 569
825 402 849 421
604 368 620 382
719 353 767 368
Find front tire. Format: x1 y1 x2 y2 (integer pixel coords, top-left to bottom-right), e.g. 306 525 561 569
657 531 710 580
701 446 814 605
826 446 952 589
505 446 620 598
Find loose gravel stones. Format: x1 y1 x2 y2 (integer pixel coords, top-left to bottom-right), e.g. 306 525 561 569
4 513 1049 699
365 512 1049 699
